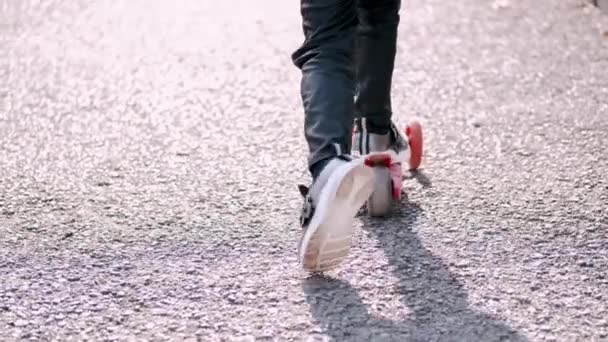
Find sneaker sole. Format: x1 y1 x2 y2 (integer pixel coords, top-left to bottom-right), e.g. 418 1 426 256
299 161 374 272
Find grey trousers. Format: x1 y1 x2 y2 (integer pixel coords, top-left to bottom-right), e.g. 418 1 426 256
292 0 401 178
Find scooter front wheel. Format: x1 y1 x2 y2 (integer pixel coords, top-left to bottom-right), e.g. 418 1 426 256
405 120 423 171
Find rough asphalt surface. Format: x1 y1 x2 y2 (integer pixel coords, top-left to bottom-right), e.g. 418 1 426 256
1 0 608 341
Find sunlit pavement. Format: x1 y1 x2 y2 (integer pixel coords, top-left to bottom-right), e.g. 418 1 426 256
1 1 608 340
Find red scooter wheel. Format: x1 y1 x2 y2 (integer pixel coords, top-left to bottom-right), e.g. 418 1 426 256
405 120 423 171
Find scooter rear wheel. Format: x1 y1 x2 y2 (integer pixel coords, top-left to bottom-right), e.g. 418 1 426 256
367 167 393 217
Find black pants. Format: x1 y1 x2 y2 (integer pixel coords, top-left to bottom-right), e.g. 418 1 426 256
292 0 401 177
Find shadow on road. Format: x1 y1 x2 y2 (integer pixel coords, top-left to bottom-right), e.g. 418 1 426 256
303 202 527 341
403 169 433 189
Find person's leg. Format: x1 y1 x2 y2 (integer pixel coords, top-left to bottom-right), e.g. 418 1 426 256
354 0 401 134
352 0 404 218
292 0 376 272
292 0 358 179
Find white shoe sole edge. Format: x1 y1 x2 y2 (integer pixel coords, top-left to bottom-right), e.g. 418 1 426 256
299 160 375 272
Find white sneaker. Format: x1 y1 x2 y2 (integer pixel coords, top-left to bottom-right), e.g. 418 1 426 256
352 118 410 166
298 156 374 272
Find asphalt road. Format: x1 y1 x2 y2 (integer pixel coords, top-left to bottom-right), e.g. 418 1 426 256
1 0 608 341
